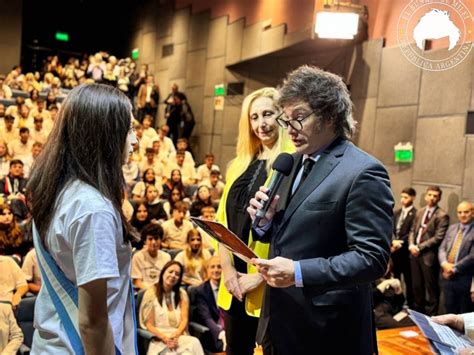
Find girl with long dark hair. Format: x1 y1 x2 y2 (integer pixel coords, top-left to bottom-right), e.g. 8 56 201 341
27 84 138 354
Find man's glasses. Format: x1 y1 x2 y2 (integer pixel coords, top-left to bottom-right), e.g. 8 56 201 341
275 110 316 132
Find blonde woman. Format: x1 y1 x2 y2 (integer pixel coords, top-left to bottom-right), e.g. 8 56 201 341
174 229 211 286
0 141 11 179
216 87 294 354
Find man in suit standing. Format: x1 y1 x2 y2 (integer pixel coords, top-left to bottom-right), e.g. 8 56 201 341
392 187 417 308
439 201 474 314
408 186 449 315
247 66 394 355
195 255 226 353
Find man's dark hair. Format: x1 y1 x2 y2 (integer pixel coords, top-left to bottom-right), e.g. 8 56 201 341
205 153 214 159
145 147 154 154
426 185 442 198
19 127 30 134
278 65 356 139
27 84 136 243
401 187 416 197
172 200 188 213
141 223 164 241
176 150 185 157
10 159 24 167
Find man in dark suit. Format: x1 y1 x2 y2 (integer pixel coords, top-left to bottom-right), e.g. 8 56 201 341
439 201 474 314
194 255 225 352
408 186 449 315
392 187 417 308
248 66 393 355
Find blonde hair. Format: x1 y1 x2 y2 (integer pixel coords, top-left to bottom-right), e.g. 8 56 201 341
226 87 293 181
183 229 207 280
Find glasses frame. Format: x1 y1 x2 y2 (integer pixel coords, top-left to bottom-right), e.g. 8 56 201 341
275 109 316 131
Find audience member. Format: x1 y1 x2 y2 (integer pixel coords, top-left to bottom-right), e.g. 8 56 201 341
164 83 187 144
1 115 18 145
142 115 158 140
392 187 417 308
195 255 226 353
0 75 12 99
174 229 212 286
409 186 450 315
0 140 11 179
169 138 195 167
0 203 27 259
162 201 194 250
30 116 48 145
0 254 28 309
25 89 40 110
0 303 23 354
166 150 197 189
122 156 140 193
204 169 225 203
144 185 167 223
134 123 151 155
162 169 185 200
132 168 163 202
189 185 216 218
8 127 33 160
163 186 187 219
132 223 171 290
196 153 219 183
139 148 163 178
23 142 43 178
439 201 474 314
139 261 204 354
158 125 176 156
131 202 151 238
21 248 41 294
137 75 159 125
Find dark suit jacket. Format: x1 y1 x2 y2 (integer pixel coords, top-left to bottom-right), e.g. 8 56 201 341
438 223 474 275
256 137 393 355
408 206 449 266
393 207 417 243
195 280 223 352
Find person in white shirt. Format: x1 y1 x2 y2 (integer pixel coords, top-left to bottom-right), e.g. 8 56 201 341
168 138 195 167
174 229 212 286
30 116 49 145
132 223 171 290
8 127 33 161
158 124 176 156
135 123 152 154
22 248 42 294
0 255 28 308
142 115 158 141
27 83 138 354
0 74 13 99
166 150 197 188
162 201 194 250
196 153 220 183
202 169 225 203
22 141 43 178
0 303 24 355
123 156 140 192
139 148 164 178
0 115 18 145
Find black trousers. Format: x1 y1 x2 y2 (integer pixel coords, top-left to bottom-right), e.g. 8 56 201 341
224 298 258 355
410 254 440 315
392 247 414 307
443 275 474 314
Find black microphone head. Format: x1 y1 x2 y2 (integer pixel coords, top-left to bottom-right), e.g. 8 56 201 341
272 153 294 176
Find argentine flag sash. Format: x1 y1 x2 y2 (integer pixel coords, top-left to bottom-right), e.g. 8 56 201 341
32 222 138 355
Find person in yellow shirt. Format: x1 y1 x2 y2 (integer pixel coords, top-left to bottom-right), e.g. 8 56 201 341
216 87 294 355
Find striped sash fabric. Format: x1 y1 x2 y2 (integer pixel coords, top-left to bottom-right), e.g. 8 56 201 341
32 222 135 355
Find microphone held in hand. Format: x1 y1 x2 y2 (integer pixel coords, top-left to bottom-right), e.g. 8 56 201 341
252 153 294 229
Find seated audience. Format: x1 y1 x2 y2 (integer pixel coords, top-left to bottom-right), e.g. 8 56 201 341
139 148 164 178
142 115 158 140
174 229 212 286
166 150 197 189
139 261 204 355
22 142 43 178
196 153 219 183
122 156 140 193
163 186 188 219
25 89 40 110
0 140 11 179
0 253 28 309
157 125 176 156
189 185 217 218
162 201 194 250
0 115 18 145
169 138 195 167
195 256 226 352
0 203 27 258
162 169 185 200
203 169 225 203
30 116 49 145
144 185 167 223
132 168 164 203
0 74 12 99
8 127 33 161
132 223 171 290
131 202 151 240
0 160 29 220
134 123 152 155
21 248 41 294
0 303 23 354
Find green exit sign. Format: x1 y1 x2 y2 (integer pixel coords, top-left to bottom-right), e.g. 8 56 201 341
55 32 69 42
131 48 139 60
394 142 413 163
214 84 225 96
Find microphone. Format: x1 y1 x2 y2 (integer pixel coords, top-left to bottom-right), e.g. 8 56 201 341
252 153 294 229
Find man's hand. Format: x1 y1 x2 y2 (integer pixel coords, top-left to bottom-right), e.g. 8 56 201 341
222 265 243 301
432 314 464 332
247 186 279 227
237 272 264 295
409 245 420 257
251 257 295 288
391 240 403 253
441 262 455 280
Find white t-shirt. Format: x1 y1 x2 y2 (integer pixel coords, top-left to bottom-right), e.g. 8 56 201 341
32 180 135 354
131 249 171 288
21 248 41 286
0 256 27 303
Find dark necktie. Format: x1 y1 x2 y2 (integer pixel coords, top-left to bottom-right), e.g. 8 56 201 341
293 158 315 195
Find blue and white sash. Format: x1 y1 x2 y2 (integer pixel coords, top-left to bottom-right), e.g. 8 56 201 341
32 222 138 355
